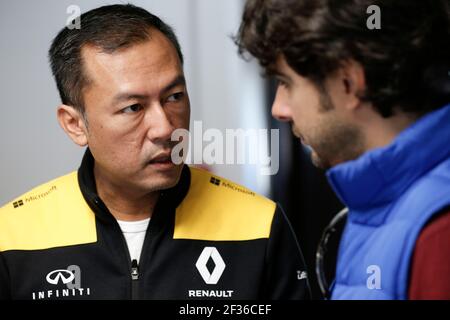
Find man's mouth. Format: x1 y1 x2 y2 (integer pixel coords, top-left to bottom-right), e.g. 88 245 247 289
149 153 172 164
147 151 176 169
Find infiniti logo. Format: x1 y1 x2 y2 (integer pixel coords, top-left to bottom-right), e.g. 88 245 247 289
32 265 92 300
46 269 75 285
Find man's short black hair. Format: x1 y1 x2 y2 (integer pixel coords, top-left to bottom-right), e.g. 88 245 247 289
49 3 183 113
236 0 450 117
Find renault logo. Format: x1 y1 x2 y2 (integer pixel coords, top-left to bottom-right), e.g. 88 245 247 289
46 269 75 285
195 247 226 285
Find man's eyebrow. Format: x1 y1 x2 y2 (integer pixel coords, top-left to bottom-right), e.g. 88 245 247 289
265 67 286 78
162 74 186 93
111 75 186 104
271 70 288 79
274 70 294 83
112 93 147 104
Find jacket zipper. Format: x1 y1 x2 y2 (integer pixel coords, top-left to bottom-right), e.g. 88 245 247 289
131 259 139 300
117 225 140 300
118 192 165 299
128 192 164 299
93 196 149 300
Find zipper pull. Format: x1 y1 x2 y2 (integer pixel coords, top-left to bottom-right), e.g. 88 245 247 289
131 259 139 280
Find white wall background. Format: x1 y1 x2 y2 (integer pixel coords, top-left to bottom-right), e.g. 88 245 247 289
0 0 270 206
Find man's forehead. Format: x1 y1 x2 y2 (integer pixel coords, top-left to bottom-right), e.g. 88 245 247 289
80 38 182 95
266 55 291 78
81 36 179 72
275 55 291 73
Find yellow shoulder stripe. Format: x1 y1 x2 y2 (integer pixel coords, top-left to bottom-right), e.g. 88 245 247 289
0 172 97 252
174 167 276 241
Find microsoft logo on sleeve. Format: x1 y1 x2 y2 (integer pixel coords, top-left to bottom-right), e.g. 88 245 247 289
13 199 24 208
209 177 221 186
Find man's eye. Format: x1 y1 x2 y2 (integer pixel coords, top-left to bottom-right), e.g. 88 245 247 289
122 104 143 113
166 92 184 103
276 79 288 88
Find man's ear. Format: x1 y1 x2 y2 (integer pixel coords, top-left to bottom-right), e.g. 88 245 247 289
340 60 366 110
57 104 88 146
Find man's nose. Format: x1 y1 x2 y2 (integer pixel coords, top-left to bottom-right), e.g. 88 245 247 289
271 87 292 122
145 104 174 143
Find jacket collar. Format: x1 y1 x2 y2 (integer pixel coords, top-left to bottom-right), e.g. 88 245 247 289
77 148 191 223
327 103 450 211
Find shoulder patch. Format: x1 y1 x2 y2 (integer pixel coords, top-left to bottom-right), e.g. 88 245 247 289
0 172 97 252
173 167 276 241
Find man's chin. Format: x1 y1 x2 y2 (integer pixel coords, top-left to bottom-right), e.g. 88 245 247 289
310 150 331 170
140 164 183 191
301 143 329 169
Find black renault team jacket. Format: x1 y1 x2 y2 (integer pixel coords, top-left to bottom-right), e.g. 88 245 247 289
0 150 310 300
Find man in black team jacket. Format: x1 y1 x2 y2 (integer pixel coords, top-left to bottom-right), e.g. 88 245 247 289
0 4 310 300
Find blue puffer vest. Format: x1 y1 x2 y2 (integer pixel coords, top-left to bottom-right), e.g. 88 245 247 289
327 103 450 299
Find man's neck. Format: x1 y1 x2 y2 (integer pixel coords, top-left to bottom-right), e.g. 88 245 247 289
362 108 419 152
94 166 159 222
